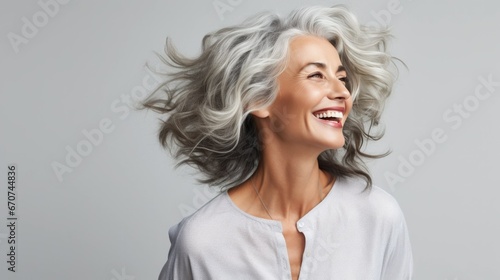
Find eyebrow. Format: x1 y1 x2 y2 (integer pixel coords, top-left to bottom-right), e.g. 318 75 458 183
300 62 346 73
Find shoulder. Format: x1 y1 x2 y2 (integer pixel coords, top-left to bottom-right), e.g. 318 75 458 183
160 192 237 279
167 189 265 263
336 176 406 225
169 191 231 252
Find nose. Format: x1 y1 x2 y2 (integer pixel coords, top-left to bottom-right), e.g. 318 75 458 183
327 78 351 101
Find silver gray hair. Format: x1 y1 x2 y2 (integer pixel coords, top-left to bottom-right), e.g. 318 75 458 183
141 5 400 189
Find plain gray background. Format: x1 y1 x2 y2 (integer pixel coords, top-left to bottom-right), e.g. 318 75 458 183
1 0 499 279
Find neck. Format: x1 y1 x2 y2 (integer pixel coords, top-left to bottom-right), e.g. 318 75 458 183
252 143 332 221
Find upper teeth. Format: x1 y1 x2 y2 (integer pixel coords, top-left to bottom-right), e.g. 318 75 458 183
314 110 343 119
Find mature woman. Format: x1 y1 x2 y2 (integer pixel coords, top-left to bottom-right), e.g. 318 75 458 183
143 5 413 280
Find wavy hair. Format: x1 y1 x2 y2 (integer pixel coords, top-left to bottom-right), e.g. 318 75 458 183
141 5 399 189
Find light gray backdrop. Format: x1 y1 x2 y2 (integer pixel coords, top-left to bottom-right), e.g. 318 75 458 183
1 0 499 279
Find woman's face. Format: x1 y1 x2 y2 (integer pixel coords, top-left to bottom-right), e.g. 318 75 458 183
258 35 353 153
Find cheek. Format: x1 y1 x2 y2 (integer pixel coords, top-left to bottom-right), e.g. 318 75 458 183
272 92 304 113
271 83 320 120
287 89 321 111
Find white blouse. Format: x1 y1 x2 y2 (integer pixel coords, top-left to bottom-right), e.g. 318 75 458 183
159 176 413 280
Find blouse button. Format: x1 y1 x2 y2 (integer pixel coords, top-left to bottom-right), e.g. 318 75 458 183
297 221 305 228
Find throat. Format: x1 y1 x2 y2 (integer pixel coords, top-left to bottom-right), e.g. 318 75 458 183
251 174 332 221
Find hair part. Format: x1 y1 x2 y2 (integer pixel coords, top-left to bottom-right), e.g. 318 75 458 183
141 5 399 189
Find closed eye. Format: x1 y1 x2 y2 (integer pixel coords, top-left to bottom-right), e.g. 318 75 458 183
308 72 324 79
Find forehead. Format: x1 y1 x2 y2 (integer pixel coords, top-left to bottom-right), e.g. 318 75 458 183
288 35 342 68
287 35 341 69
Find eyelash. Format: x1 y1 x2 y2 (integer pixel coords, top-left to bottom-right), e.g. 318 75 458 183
339 77 349 85
308 72 324 79
308 72 349 85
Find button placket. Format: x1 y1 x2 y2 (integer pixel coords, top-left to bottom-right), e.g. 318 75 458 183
297 221 305 229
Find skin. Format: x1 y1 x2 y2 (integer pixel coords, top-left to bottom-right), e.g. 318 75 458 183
228 35 353 280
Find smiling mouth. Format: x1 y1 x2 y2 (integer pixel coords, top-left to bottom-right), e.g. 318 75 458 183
313 110 343 123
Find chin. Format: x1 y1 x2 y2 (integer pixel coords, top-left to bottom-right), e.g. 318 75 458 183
319 138 345 151
327 132 346 147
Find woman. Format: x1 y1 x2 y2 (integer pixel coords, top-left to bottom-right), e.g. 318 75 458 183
142 5 413 280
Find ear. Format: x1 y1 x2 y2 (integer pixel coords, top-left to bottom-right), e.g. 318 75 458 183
250 108 270 119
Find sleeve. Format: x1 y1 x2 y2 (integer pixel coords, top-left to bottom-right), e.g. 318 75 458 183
158 222 194 280
380 210 414 280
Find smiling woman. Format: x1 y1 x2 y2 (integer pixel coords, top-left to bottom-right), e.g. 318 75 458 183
141 5 413 280
261 35 353 152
